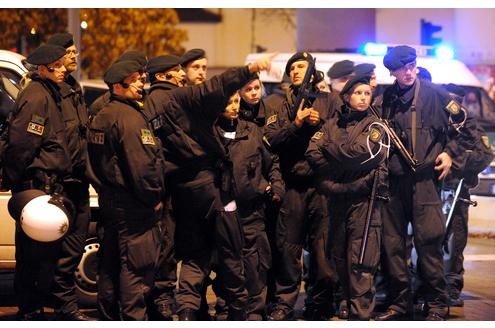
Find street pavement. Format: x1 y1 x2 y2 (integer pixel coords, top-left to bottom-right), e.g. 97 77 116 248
0 235 494 321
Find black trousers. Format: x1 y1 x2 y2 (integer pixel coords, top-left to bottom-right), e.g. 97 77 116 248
329 196 381 320
51 182 90 313
443 193 469 297
14 183 89 315
173 170 247 314
381 174 448 317
271 185 330 311
14 224 60 315
150 194 177 309
97 205 163 320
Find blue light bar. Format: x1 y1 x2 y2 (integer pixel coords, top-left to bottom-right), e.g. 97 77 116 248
434 45 454 60
362 42 388 56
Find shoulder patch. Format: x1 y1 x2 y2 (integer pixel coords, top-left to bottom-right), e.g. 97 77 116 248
141 129 156 145
311 131 324 141
266 114 277 126
369 127 382 143
481 135 491 150
446 100 461 115
26 122 44 136
31 114 46 125
88 130 105 145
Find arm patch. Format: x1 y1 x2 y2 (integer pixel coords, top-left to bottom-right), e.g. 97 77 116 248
311 131 324 141
266 114 277 126
141 129 156 145
369 127 382 142
446 100 461 115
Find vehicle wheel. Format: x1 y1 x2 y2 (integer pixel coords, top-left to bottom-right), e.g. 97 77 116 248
75 237 99 308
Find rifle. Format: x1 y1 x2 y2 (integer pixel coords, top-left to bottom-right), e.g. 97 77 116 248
288 55 317 121
358 169 379 266
369 105 418 172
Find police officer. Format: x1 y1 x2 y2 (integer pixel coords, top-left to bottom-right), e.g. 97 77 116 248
375 45 473 321
264 51 339 320
181 48 207 86
214 92 285 320
153 55 274 320
442 84 493 307
89 51 148 117
143 54 186 320
306 74 389 320
45 32 92 321
88 60 166 320
327 59 354 93
4 44 72 320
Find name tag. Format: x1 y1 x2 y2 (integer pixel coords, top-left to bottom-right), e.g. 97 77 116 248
26 122 44 136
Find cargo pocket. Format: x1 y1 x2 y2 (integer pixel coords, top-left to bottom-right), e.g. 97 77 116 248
127 228 159 273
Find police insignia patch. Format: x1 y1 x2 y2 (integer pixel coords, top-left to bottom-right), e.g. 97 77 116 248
141 129 156 145
31 114 46 125
446 100 461 115
481 135 491 149
266 114 277 125
312 131 324 140
369 127 381 142
88 131 104 144
26 122 44 136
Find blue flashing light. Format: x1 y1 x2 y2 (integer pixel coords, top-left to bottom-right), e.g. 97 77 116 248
362 42 388 56
434 45 454 60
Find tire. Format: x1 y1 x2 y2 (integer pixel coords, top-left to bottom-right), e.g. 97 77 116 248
75 237 99 308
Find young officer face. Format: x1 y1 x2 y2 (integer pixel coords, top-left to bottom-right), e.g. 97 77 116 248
41 59 67 83
121 72 145 100
167 66 187 87
63 45 78 73
345 83 372 112
223 93 240 120
185 58 207 85
240 79 262 105
289 60 309 87
391 61 417 88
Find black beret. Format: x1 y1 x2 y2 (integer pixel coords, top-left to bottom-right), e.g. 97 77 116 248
181 48 206 66
116 51 148 68
314 70 325 84
147 55 182 75
353 63 376 76
285 51 314 76
26 44 66 65
383 45 417 71
445 83 466 98
417 66 432 82
104 60 143 84
340 74 371 97
47 32 74 48
327 60 354 79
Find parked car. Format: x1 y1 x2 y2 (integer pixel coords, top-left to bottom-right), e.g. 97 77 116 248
0 49 106 306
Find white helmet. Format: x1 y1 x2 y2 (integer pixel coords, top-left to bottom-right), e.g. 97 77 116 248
8 189 73 243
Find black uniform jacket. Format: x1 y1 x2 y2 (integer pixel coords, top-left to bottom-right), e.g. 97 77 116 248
153 66 257 178
59 74 90 179
144 81 177 120
263 85 340 184
88 95 165 209
239 97 268 127
306 107 388 197
216 119 285 210
5 74 71 189
382 79 470 177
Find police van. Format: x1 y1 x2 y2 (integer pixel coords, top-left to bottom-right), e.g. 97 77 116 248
0 49 104 306
245 46 495 134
